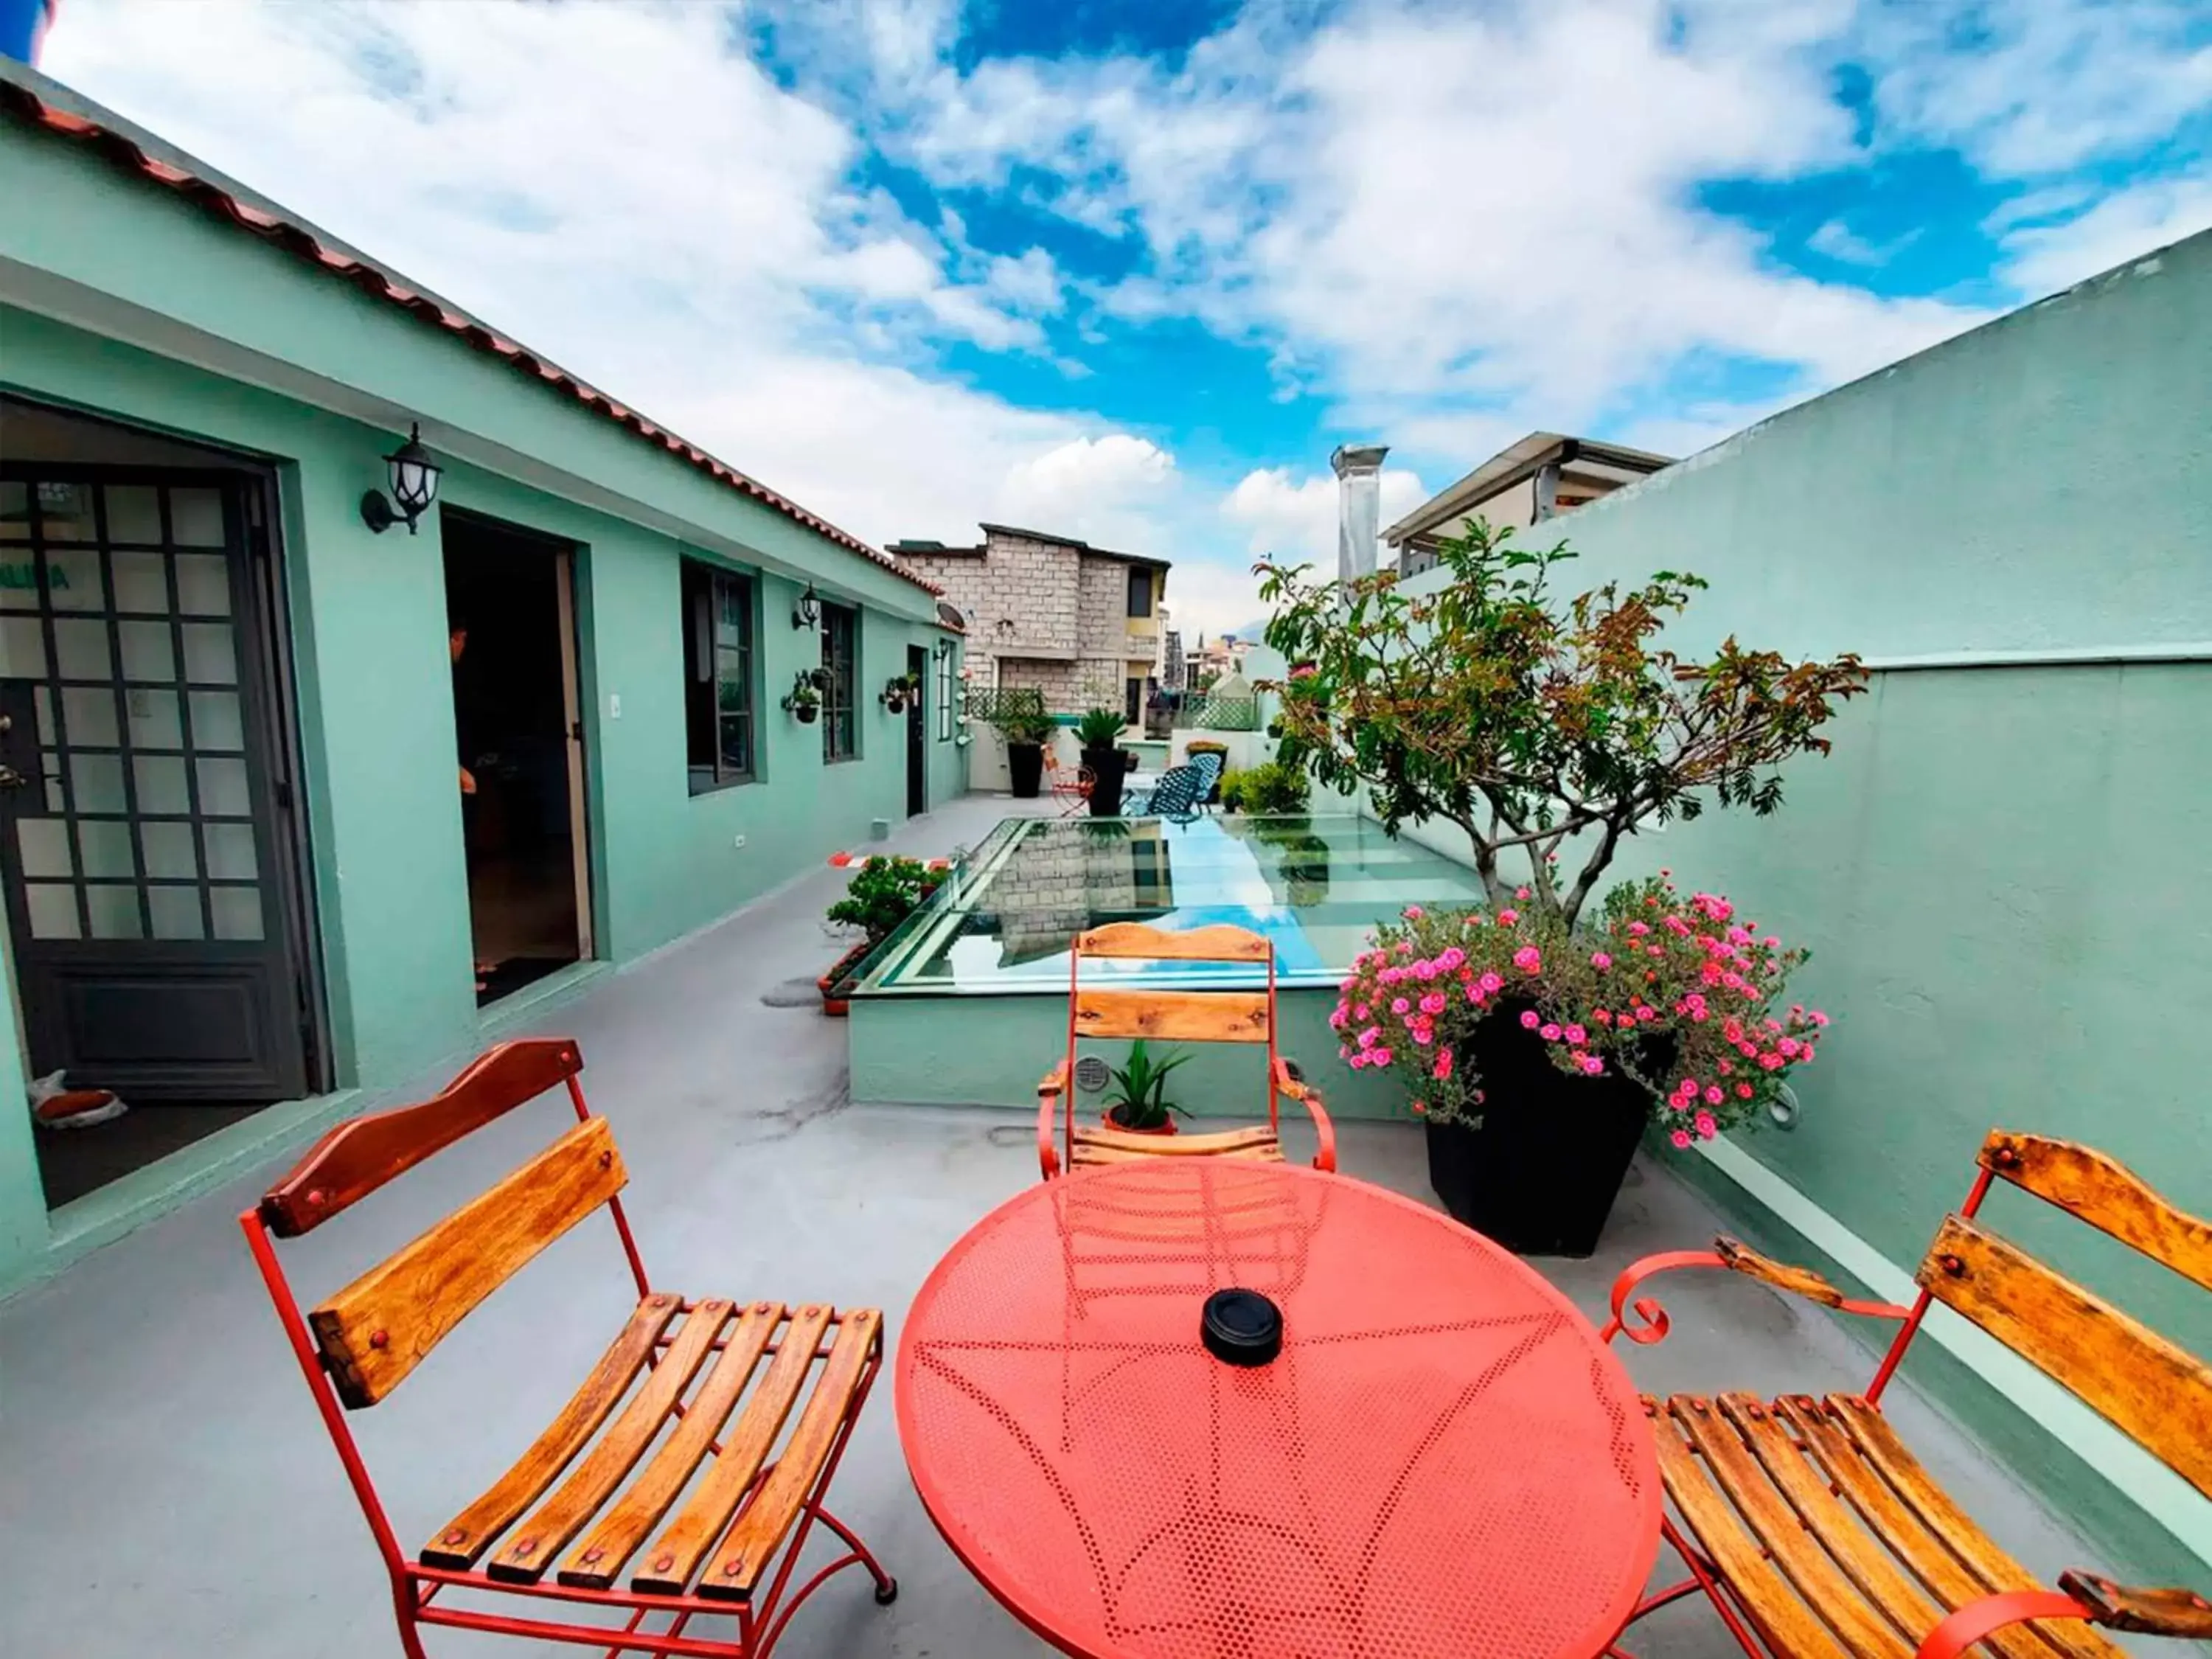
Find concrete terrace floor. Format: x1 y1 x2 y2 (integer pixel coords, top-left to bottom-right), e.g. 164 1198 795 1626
0 793 2129 1659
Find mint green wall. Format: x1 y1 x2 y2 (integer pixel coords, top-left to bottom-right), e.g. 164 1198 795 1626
0 303 961 1290
1392 230 2212 1571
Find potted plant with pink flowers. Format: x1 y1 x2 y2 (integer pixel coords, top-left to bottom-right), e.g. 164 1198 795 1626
1333 874 1829 1254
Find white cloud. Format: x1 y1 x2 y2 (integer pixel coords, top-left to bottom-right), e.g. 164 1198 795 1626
1999 170 2212 296
1806 218 1922 265
1222 465 1429 569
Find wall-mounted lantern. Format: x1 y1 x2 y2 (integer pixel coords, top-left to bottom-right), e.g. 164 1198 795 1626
792 582 821 630
359 422 442 535
933 636 956 661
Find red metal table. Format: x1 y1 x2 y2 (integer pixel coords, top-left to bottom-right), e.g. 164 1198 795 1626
897 1160 1661 1659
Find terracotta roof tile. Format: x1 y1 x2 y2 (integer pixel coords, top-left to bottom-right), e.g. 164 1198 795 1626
0 82 939 597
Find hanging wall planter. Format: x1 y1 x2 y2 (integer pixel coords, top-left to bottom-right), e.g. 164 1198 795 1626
781 670 823 724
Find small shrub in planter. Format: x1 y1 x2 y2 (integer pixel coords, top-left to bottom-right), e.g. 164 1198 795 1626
1099 1039 1191 1133
1333 876 1829 1254
820 856 944 1015
1220 759 1309 815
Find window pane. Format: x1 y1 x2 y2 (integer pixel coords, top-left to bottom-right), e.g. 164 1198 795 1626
187 690 243 752
86 883 145 939
204 821 257 881
26 883 80 939
120 620 177 683
77 818 137 880
149 886 205 941
0 614 45 675
0 481 27 542
113 550 169 613
1127 566 1151 617
181 623 237 684
718 714 751 777
18 818 73 879
174 554 231 616
71 753 125 813
170 487 226 546
106 484 163 544
211 885 263 940
197 756 251 817
35 481 94 540
61 685 120 748
135 754 191 815
142 820 198 880
130 688 184 751
0 549 35 608
820 605 857 762
44 546 105 611
54 618 110 680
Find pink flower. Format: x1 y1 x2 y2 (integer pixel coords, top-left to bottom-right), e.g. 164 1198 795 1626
1590 951 1613 970
1512 946 1543 973
1809 1010 1829 1027
1703 1086 1724 1106
1515 886 1531 900
1433 1049 1453 1080
1466 984 1486 1004
1380 967 1402 984
1411 1028 1433 1046
1593 1008 1613 1026
1420 992 1447 1016
1778 1037 1801 1058
1519 1009 1541 1029
1759 1052 1784 1071
1670 1130 1694 1150
1579 1054 1604 1076
1695 1111 1718 1138
1372 1048 1393 1067
1438 947 1465 971
1540 1023 1563 1041
1498 908 1519 925
1617 1016 1636 1031
1735 1083 1753 1099
1678 1077 1698 1095
1634 1004 1655 1020
1402 905 1425 919
1411 1099 1427 1115
1357 1028 1379 1049
1391 997 1410 1015
1414 960 1438 981
1352 1004 1369 1020
1627 920 1651 936
1479 971 1503 993
1563 1024 1587 1045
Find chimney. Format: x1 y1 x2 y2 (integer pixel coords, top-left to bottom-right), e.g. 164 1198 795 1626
1330 444 1388 587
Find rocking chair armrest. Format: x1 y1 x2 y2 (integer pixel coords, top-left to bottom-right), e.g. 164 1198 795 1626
1037 1062 1068 1180
1271 1057 1336 1172
2056 1571 2212 1639
1599 1236 1912 1346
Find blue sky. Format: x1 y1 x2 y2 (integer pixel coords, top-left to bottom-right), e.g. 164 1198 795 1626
41 0 2212 630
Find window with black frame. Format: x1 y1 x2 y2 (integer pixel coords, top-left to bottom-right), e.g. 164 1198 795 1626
821 602 858 760
936 646 954 740
1125 564 1152 618
683 560 756 792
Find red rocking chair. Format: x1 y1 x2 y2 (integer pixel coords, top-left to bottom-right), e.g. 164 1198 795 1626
240 1039 896 1659
1601 1129 2211 1659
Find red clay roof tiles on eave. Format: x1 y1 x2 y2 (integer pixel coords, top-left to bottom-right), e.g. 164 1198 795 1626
0 83 940 598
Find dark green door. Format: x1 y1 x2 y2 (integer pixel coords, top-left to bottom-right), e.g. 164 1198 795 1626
0 468 313 1102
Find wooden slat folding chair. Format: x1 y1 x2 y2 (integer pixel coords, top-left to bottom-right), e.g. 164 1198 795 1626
240 1039 895 1659
1599 1130 2212 1659
1036 920 1336 1180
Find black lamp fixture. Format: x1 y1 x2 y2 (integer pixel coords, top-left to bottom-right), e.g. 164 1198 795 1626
359 422 442 535
933 636 955 661
791 582 821 631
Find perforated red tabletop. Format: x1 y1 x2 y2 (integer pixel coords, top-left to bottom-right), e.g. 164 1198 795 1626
897 1161 1660 1659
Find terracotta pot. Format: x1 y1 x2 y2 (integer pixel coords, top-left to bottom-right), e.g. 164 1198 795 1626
1102 1109 1178 1136
818 937 874 1017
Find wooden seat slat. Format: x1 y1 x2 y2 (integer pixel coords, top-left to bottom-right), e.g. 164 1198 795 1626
557 1301 785 1590
699 1310 882 1601
422 1294 681 1569
632 1304 835 1596
487 1300 734 1584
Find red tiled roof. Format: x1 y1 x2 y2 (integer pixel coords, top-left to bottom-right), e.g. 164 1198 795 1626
0 82 940 597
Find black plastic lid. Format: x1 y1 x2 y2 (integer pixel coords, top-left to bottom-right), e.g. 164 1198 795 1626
1201 1288 1282 1367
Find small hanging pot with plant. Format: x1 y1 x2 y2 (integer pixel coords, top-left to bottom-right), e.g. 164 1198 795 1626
782 669 825 725
1100 1039 1191 1135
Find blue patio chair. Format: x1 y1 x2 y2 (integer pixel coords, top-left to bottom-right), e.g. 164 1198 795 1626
1130 764 1205 821
1186 750 1224 809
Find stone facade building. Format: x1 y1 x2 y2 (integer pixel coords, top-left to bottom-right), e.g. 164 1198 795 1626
888 524 1169 721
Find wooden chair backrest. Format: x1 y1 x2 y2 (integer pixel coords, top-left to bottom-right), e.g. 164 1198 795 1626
1069 922 1276 1045
258 1039 628 1409
1916 1131 2212 1498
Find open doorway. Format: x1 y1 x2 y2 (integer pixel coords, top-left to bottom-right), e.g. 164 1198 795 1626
442 509 591 1006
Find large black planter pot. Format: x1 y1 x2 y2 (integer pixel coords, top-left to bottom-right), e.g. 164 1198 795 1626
1083 745 1127 815
1425 1007 1655 1257
1006 741 1044 798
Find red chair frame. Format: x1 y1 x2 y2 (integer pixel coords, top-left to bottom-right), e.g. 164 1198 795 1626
240 1039 894 1659
1596 1133 2212 1659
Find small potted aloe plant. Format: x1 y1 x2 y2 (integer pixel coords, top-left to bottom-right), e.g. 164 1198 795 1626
1102 1040 1190 1134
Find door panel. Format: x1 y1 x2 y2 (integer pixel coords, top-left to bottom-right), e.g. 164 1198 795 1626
0 470 309 1101
905 644 927 816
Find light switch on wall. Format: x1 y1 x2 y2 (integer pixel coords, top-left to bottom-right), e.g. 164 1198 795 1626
609 692 622 720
